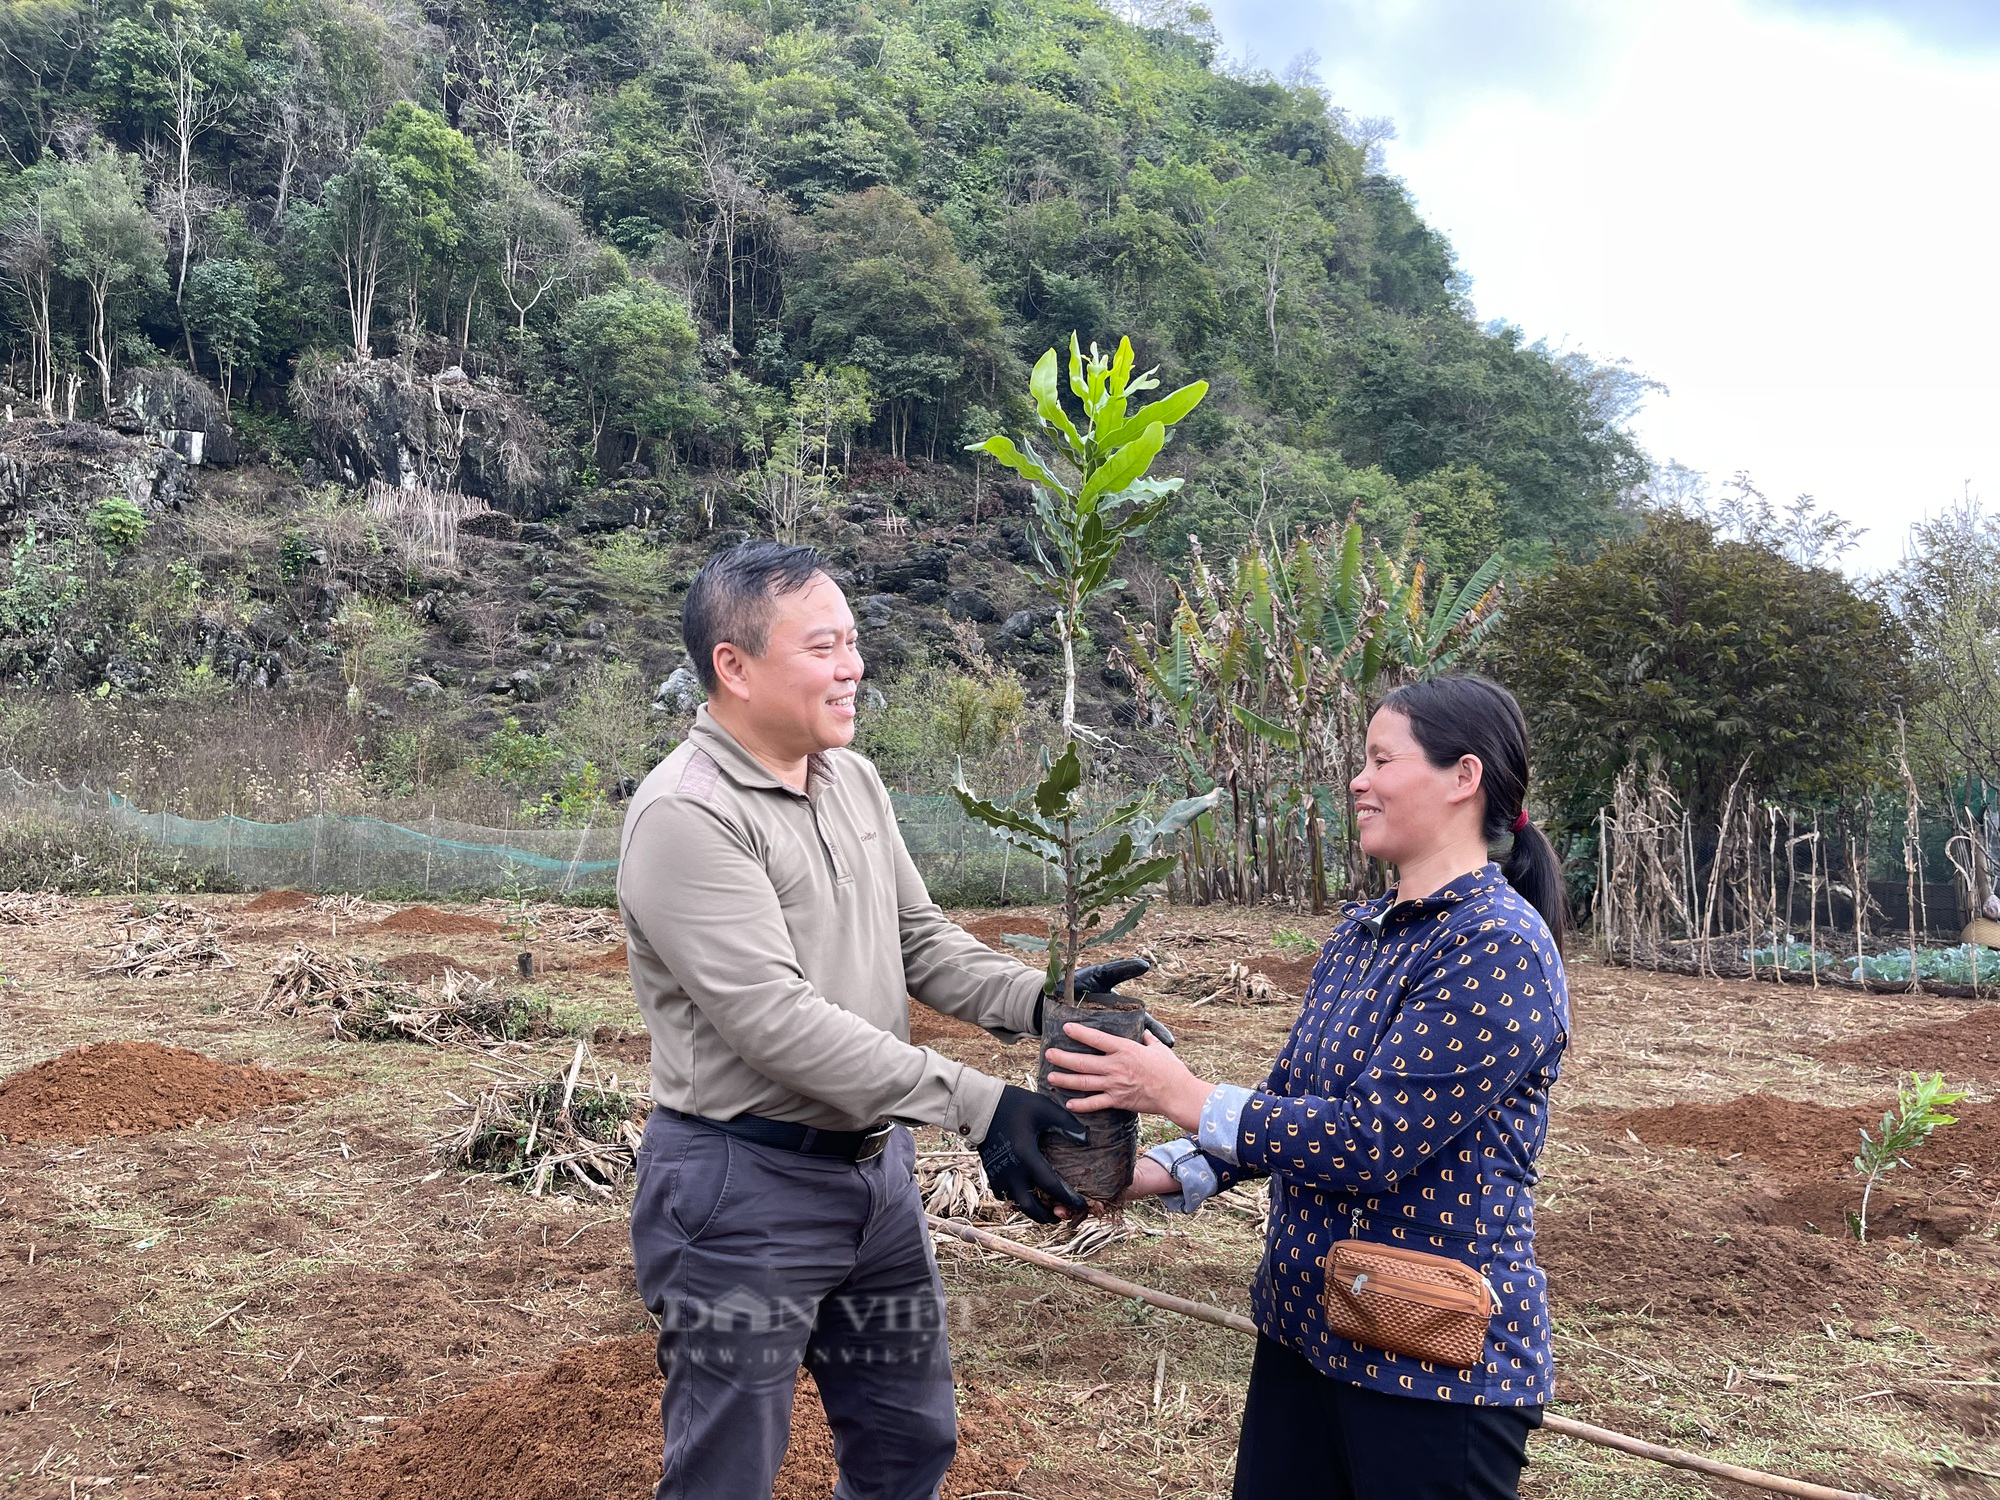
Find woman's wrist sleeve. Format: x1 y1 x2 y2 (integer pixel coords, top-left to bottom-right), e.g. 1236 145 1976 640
1196 1083 1253 1166
1142 1137 1219 1214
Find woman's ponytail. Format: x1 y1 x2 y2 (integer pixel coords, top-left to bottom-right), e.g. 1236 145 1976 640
1378 675 1569 951
1500 817 1568 952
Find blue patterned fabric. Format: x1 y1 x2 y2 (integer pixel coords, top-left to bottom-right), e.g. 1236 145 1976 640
1143 1135 1217 1212
1151 863 1568 1406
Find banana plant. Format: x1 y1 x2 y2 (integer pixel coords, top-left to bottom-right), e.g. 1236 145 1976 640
958 335 1211 1000
1121 519 1505 907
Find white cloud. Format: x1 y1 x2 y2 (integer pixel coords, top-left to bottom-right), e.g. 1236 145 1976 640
1208 0 2000 573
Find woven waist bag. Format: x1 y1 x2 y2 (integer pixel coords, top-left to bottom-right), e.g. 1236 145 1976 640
1319 1239 1495 1370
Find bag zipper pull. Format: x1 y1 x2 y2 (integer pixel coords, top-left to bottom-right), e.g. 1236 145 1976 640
1349 1272 1369 1296
1349 1207 1362 1237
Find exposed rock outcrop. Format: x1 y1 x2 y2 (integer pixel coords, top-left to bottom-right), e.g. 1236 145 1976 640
108 368 239 467
0 419 192 542
293 360 565 517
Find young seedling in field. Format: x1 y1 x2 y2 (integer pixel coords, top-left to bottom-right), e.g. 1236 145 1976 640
957 335 1215 1001
1852 1071 1966 1242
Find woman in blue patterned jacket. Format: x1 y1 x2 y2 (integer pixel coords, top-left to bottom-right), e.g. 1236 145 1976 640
1046 675 1570 1500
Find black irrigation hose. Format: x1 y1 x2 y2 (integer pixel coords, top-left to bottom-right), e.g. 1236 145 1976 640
928 1215 1885 1500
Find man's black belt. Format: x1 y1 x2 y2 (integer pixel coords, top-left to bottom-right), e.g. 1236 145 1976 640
659 1106 895 1162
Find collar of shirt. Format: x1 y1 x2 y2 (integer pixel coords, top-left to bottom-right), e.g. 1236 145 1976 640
1338 860 1505 939
689 704 840 800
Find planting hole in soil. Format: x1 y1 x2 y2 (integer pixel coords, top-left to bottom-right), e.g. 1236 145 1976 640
0 1040 318 1141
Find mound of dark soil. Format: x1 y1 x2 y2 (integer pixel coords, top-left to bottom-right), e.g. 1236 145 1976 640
1740 1181 1986 1247
373 906 508 937
1822 1006 2000 1081
1607 1094 2000 1182
1538 1180 1890 1325
0 1041 313 1141
557 941 628 974
243 1334 1030 1500
243 889 314 914
379 952 490 983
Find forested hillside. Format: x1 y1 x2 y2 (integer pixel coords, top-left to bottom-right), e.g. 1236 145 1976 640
2 0 1644 557
0 0 1663 852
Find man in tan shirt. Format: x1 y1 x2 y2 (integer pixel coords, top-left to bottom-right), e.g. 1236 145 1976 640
621 540 1115 1500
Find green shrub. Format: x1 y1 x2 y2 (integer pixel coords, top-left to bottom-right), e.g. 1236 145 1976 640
87 496 150 555
0 812 242 894
587 532 678 595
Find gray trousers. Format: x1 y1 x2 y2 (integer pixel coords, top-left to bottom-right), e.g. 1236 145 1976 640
631 1109 958 1500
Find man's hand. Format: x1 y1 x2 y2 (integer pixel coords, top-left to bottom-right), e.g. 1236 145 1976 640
1044 1025 1213 1133
977 1085 1088 1223
1072 957 1150 996
1035 956 1175 1047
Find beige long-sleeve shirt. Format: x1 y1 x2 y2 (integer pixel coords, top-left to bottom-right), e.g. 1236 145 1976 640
617 706 1042 1142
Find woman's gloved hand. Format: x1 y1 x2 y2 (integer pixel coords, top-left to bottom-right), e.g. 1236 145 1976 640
977 1084 1088 1223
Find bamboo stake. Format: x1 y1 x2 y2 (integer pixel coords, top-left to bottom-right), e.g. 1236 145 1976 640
1808 813 1820 987
927 1217 1884 1500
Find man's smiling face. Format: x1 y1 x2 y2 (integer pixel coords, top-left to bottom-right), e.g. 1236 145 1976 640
734 571 864 759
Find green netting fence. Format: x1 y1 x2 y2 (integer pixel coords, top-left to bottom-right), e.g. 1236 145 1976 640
0 771 1047 903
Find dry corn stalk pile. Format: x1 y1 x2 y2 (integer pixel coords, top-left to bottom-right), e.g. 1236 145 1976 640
89 923 234 978
480 903 622 944
0 891 68 926
261 942 405 1014
124 898 223 930
261 945 553 1046
1195 961 1288 1005
435 1042 646 1196
916 1147 1143 1258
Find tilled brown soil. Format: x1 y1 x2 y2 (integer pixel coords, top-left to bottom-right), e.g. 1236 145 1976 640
1598 1093 2000 1248
1822 1004 2000 1081
1537 1174 1898 1325
1609 1093 2000 1183
241 1335 1030 1500
241 889 314 914
0 1041 317 1141
4 896 1997 1499
372 906 509 937
378 951 493 983
553 941 628 974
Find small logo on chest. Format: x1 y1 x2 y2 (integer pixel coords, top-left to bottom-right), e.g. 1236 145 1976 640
859 830 879 842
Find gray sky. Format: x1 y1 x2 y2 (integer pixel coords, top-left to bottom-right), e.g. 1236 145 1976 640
1205 0 2000 574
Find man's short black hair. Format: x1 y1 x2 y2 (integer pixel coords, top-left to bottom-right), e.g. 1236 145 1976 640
683 541 829 692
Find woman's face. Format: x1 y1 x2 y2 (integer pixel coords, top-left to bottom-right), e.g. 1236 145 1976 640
1350 707 1483 865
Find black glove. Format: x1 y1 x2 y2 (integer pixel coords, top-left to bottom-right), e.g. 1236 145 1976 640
1033 957 1174 1047
978 1084 1088 1224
